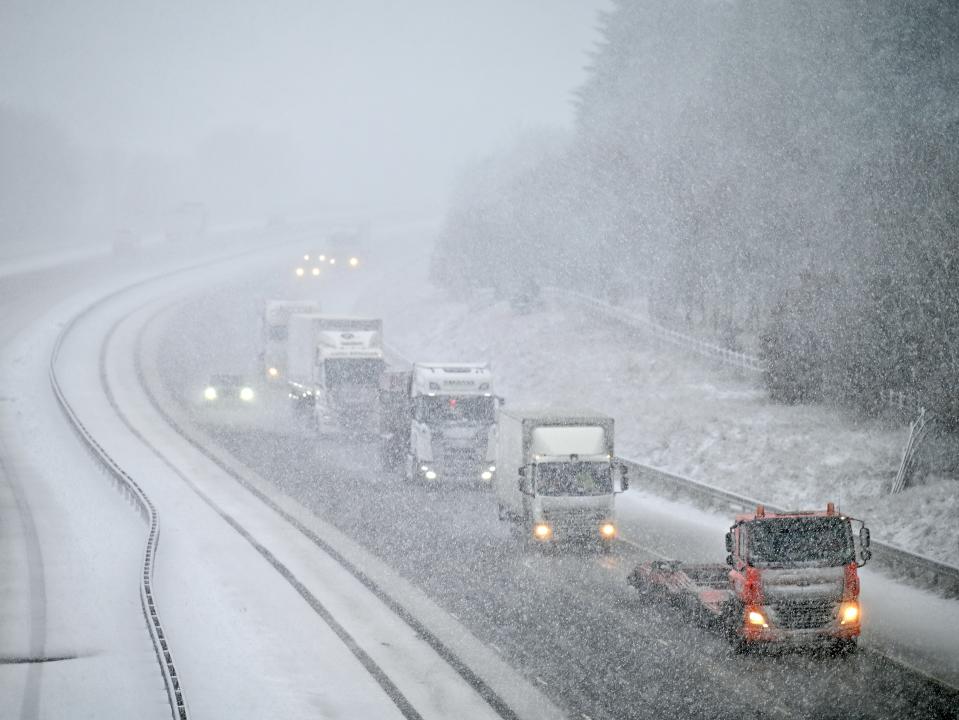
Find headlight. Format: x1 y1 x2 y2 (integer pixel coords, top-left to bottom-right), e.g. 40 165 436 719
295 267 305 277
267 367 279 378
239 387 255 402
747 610 768 627
203 387 217 401
303 254 310 261
533 523 553 540
349 257 359 267
480 471 493 481
311 267 320 276
424 469 437 480
318 254 326 261
329 258 336 265
840 603 859 625
488 465 496 472
600 522 617 538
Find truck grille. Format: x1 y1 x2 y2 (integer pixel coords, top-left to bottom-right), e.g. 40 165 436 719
773 600 836 629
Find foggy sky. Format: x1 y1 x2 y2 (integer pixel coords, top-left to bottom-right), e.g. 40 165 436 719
1 0 610 217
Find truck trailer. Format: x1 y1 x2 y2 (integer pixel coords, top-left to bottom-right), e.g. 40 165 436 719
627 503 871 653
260 300 322 383
494 408 628 548
287 314 385 431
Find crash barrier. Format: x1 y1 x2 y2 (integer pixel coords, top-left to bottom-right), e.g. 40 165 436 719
50 306 188 720
623 458 959 599
43 230 302 720
543 287 766 373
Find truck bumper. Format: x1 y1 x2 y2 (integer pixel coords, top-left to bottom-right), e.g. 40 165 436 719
742 623 860 646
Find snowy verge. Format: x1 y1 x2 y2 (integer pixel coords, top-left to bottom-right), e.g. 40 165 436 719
349 248 958 567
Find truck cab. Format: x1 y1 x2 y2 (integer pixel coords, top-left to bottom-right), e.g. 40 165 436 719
405 363 499 483
628 502 871 653
725 504 870 651
495 409 627 548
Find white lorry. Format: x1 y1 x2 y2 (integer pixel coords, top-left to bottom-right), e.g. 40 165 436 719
260 300 322 383
494 408 627 548
287 314 385 431
404 362 499 483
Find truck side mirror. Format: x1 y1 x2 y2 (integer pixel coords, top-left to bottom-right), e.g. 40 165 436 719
860 548 872 566
860 527 871 549
517 477 533 496
614 463 629 493
725 532 733 553
518 466 526 478
725 554 734 566
497 396 505 406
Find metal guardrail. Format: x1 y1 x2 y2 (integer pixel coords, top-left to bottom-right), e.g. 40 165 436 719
622 458 959 598
40 231 301 719
545 287 766 373
50 299 188 720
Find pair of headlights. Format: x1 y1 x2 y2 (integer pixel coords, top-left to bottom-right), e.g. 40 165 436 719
531 522 617 541
746 603 859 628
295 267 321 277
204 386 254 402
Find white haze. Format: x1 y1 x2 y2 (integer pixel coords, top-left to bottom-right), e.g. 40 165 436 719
0 0 611 238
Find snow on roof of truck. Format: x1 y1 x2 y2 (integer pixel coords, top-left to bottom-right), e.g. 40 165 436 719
265 300 322 321
411 361 493 395
290 314 382 328
498 407 612 422
266 300 322 309
413 362 490 373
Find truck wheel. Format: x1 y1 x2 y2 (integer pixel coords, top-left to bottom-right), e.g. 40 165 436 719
631 577 657 604
732 636 751 655
831 638 858 657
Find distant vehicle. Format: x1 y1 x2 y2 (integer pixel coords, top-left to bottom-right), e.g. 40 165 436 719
165 202 208 243
202 374 256 404
293 253 325 279
323 227 365 270
260 300 322 382
400 362 500 483
494 408 627 549
627 503 871 654
112 228 140 257
265 213 288 231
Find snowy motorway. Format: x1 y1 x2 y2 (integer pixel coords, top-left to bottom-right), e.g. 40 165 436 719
2 227 959 719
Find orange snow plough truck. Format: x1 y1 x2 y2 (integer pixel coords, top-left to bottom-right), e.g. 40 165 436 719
627 503 872 654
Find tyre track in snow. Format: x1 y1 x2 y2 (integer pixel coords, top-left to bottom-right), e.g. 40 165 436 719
97 309 426 720
120 296 556 720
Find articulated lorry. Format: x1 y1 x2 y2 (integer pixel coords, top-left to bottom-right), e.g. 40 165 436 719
627 503 871 653
494 408 628 547
287 314 385 431
403 362 499 483
260 300 322 383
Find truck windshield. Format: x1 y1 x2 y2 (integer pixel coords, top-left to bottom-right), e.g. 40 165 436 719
747 517 854 567
419 396 495 425
324 358 383 387
535 462 612 497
